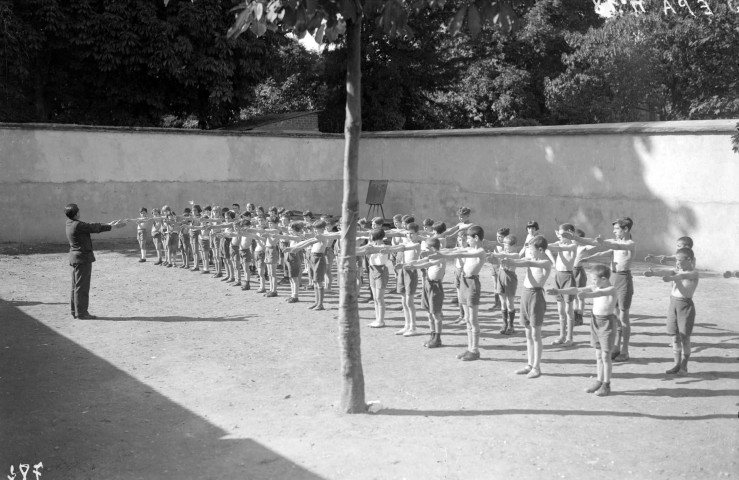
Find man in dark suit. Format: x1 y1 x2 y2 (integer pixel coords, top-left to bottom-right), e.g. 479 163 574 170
65 204 126 319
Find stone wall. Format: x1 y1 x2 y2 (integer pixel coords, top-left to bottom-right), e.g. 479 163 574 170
1 120 737 270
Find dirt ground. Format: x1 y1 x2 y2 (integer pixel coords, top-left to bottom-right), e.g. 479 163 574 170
1 239 737 480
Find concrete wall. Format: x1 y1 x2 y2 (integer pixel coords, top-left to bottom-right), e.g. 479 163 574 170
1 120 737 271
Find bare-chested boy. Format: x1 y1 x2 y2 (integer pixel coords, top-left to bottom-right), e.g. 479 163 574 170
430 225 487 361
565 217 635 362
547 223 580 346
644 247 699 375
499 235 552 377
404 237 446 348
381 222 423 336
548 264 617 396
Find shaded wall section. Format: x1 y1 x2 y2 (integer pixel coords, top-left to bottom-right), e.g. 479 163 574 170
1 120 737 270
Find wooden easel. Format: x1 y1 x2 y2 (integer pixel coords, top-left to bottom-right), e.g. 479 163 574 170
366 180 388 220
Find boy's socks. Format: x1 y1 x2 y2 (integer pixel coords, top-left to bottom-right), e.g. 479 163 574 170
680 355 690 374
507 310 516 334
498 310 509 334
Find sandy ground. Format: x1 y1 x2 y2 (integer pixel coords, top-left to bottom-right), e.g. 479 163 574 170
1 239 737 480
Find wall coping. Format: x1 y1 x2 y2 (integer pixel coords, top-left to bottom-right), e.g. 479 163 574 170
1 119 736 139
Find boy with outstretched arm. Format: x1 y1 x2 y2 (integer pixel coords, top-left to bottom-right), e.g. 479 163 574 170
283 219 343 310
429 225 488 361
403 237 446 348
445 207 474 314
132 208 151 263
564 217 635 362
547 223 580 347
380 222 423 336
499 235 552 377
644 236 694 266
488 234 519 335
644 247 699 375
548 264 616 396
572 228 593 325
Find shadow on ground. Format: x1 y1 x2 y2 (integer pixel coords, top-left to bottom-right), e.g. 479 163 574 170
0 301 323 480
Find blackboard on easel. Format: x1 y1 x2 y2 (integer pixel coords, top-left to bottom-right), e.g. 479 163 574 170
366 180 388 221
366 180 388 205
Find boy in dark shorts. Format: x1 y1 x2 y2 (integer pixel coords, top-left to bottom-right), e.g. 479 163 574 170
499 235 552 377
548 264 617 396
430 225 487 361
134 208 150 263
404 238 446 348
565 217 635 362
547 223 580 347
644 247 699 375
488 234 519 335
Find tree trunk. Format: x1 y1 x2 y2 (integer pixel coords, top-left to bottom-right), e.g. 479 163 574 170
338 13 366 414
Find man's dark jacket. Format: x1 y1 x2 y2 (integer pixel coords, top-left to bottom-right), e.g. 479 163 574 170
66 219 112 265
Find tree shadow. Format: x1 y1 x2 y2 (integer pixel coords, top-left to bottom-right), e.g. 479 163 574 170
0 302 324 479
374 408 733 421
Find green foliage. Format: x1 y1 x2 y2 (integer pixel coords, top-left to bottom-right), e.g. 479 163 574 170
242 41 326 118
545 4 739 123
0 0 282 127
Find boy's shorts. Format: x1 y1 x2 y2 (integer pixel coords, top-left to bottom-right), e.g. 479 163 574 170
137 230 147 249
152 231 163 249
285 252 302 278
422 279 444 314
497 268 518 296
266 246 279 265
198 236 210 249
230 244 240 260
590 313 616 351
520 287 545 327
369 265 389 290
613 271 634 310
454 268 463 289
574 266 587 288
167 232 178 250
397 268 418 296
667 296 695 336
239 247 253 264
255 250 266 269
491 265 502 293
310 252 327 280
220 239 230 258
179 234 191 251
459 275 481 306
555 270 575 303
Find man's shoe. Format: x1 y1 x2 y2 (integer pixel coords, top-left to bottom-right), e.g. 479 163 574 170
456 350 470 359
153 260 162 266
201 270 210 274
551 337 566 346
77 313 97 320
526 367 542 379
256 288 266 294
266 291 278 297
212 273 223 278
190 267 200 272
428 335 442 349
138 258 146 263
515 365 533 375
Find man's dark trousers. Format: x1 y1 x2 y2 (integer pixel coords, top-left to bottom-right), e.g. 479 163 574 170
71 262 93 317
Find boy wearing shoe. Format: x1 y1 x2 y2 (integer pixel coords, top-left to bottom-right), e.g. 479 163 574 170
644 247 699 376
499 235 552 377
488 234 519 335
429 225 487 361
547 223 580 347
380 223 423 336
403 237 446 348
548 264 616 396
565 217 635 362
